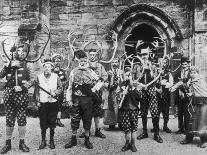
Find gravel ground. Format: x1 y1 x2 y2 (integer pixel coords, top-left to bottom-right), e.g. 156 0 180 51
0 117 206 155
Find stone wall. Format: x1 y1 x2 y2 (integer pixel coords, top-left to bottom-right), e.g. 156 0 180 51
195 5 207 80
0 0 206 75
0 0 50 75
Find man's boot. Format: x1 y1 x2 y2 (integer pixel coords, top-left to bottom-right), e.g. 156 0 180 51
49 128 55 149
130 139 137 152
163 120 172 133
84 135 93 149
200 137 207 148
56 118 64 127
95 128 106 138
39 140 46 150
121 140 131 152
137 117 148 140
154 133 163 143
180 133 193 145
65 135 77 149
49 138 55 149
19 139 30 152
1 139 11 154
153 117 163 143
39 129 46 150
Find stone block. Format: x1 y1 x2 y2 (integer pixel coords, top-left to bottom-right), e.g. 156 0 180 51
83 0 98 6
66 0 74 6
10 7 21 15
11 1 20 7
3 6 10 16
59 14 68 20
78 13 97 25
97 0 113 5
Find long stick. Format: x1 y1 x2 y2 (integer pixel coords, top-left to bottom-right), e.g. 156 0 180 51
15 68 18 86
119 85 129 109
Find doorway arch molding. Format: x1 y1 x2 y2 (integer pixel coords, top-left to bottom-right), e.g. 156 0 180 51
111 3 183 53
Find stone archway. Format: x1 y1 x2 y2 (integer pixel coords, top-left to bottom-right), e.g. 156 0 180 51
111 4 182 56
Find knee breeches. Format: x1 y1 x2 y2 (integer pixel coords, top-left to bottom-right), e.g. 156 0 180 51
3 88 29 127
140 87 160 118
39 102 59 129
121 109 139 133
159 90 170 121
71 96 93 131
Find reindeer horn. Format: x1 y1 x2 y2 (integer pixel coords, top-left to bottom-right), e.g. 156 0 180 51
1 39 12 61
100 31 118 63
24 24 50 63
123 53 133 71
133 55 145 82
67 30 77 60
62 46 71 71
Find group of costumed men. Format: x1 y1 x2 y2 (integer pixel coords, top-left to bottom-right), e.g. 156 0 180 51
0 40 207 154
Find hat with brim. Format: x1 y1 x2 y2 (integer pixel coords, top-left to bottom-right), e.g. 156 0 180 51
43 59 54 67
88 49 97 53
74 50 88 60
181 56 190 64
139 47 151 55
51 53 63 62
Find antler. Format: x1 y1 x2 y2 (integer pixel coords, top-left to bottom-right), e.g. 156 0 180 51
100 31 118 63
62 46 71 71
24 24 50 63
1 39 12 61
135 40 144 50
133 55 145 81
122 53 133 71
67 30 78 59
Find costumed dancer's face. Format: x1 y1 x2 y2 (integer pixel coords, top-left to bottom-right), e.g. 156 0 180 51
54 58 61 68
181 62 190 70
141 53 149 61
14 47 25 60
79 58 89 68
190 70 199 79
89 51 97 62
162 59 168 68
44 63 53 75
111 60 119 69
12 47 25 67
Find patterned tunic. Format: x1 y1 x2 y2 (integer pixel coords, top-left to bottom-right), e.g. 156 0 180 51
0 63 31 127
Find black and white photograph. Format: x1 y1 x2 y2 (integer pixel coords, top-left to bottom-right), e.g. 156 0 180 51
0 0 207 154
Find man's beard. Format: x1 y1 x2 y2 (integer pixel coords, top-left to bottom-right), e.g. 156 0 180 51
90 57 98 62
44 71 51 77
79 63 89 69
112 65 118 69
